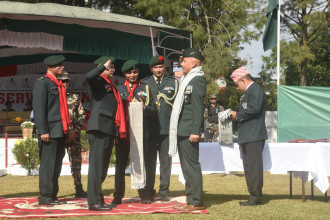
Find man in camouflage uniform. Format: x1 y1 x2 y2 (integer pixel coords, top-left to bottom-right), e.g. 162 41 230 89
60 72 87 198
204 94 224 142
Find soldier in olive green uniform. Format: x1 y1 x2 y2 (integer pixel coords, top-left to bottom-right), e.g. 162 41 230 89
230 67 268 206
86 57 126 211
142 55 178 201
60 72 86 198
112 60 157 205
169 48 206 211
204 94 224 142
33 55 69 205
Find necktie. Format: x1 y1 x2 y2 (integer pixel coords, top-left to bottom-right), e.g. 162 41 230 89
157 78 161 85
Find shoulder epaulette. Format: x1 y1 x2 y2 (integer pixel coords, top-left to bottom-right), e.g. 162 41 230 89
37 76 45 80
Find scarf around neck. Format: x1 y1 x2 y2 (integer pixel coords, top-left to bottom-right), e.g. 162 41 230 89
45 74 71 134
100 74 126 138
168 66 204 157
124 80 138 140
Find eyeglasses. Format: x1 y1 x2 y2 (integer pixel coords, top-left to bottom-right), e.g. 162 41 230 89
210 98 217 100
61 80 70 83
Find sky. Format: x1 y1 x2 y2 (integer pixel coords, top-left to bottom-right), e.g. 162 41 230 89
239 38 271 78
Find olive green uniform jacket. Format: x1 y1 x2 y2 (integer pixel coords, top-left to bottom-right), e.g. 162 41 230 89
33 76 64 138
142 75 178 135
86 65 117 136
236 82 268 144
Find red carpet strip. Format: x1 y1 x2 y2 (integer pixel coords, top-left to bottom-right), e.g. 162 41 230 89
0 196 208 218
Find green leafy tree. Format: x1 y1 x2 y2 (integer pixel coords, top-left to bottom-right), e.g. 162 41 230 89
281 0 328 86
133 0 266 105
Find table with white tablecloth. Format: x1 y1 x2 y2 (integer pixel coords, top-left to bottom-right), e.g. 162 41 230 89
196 142 330 194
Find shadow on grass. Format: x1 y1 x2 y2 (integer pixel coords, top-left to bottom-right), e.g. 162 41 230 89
203 193 328 207
0 192 39 198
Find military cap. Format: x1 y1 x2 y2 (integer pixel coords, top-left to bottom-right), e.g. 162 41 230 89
122 60 138 72
182 48 204 62
149 55 165 66
59 71 70 81
209 94 217 99
43 55 65 66
94 56 116 65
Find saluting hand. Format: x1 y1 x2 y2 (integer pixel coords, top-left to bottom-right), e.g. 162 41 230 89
104 60 112 70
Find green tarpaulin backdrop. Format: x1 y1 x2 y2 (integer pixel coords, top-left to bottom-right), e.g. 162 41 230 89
277 86 330 142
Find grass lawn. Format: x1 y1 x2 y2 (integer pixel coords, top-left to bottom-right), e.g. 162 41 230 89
0 172 329 219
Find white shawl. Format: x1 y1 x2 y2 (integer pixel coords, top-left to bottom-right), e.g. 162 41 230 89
169 66 204 157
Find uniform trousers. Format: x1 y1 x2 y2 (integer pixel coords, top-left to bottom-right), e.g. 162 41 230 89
149 135 172 196
113 138 130 201
87 130 114 205
38 137 66 204
239 140 265 203
177 136 203 206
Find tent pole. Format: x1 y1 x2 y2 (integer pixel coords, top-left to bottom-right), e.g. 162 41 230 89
277 0 281 85
150 27 156 56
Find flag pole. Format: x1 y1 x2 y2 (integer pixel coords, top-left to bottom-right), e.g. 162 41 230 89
277 0 281 85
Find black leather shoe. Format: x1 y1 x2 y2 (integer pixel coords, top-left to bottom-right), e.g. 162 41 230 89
54 200 67 205
39 200 58 206
160 195 170 201
104 202 117 209
141 199 152 204
239 200 260 206
75 191 87 198
88 203 112 211
39 199 66 205
111 199 122 205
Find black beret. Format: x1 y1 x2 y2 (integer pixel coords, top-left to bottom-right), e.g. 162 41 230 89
121 60 138 72
94 56 116 65
182 48 204 62
43 55 65 66
149 55 165 66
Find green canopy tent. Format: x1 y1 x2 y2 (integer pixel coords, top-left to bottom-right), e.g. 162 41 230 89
0 2 191 78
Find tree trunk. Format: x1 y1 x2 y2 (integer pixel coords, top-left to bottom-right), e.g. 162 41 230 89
300 59 307 86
